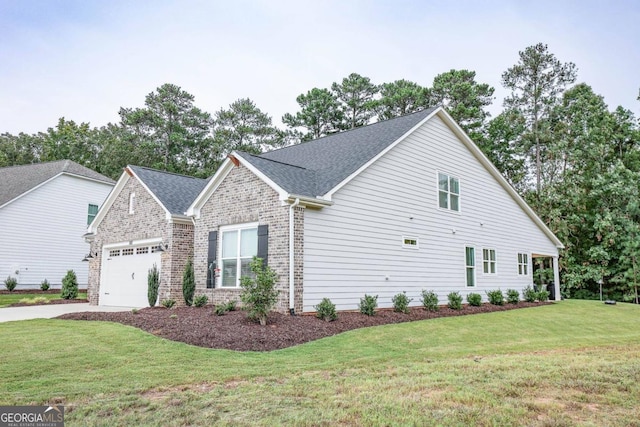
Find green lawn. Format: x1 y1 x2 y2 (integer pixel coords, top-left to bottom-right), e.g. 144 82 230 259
1 300 639 426
0 292 87 308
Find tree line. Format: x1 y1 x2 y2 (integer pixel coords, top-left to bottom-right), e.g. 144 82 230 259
1 43 639 302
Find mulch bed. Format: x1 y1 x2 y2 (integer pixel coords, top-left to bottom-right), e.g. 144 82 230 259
57 302 550 352
10 299 88 307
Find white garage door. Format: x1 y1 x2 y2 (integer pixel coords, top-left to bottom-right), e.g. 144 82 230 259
100 243 162 307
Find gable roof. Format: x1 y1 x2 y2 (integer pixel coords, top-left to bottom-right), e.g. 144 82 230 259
0 159 115 208
128 166 209 215
239 107 438 198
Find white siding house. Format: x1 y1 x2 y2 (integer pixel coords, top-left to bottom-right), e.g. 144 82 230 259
302 115 558 311
0 161 114 288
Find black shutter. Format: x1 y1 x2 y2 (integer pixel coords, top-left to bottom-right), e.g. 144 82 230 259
257 225 269 266
206 231 217 288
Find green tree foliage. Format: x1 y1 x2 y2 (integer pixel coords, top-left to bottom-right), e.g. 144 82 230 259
182 258 195 306
282 88 344 141
119 83 214 177
502 43 577 196
430 69 495 140
0 132 41 167
240 257 279 326
374 79 431 121
147 263 160 307
331 73 378 129
41 118 98 168
214 98 284 157
60 270 78 299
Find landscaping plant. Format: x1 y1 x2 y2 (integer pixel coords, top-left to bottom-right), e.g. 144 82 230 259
4 276 17 292
182 258 195 306
523 285 537 303
421 290 439 311
40 279 50 291
487 289 505 306
506 289 520 304
193 294 208 307
447 291 463 310
161 299 176 308
392 291 412 314
60 270 78 299
240 257 279 326
147 263 160 307
537 289 550 302
359 294 378 316
315 298 337 321
467 292 482 307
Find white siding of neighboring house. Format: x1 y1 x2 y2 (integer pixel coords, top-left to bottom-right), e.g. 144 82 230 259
0 174 113 288
303 115 559 311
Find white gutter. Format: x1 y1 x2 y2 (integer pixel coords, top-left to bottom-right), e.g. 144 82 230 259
289 198 301 313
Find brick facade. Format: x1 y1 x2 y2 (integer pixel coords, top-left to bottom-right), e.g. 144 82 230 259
87 175 193 305
194 164 304 313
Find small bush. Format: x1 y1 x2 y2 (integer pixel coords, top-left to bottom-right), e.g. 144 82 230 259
147 263 160 307
193 294 208 307
315 298 338 321
60 270 78 299
448 291 463 310
214 304 228 316
169 314 178 319
467 292 482 307
506 289 520 304
240 257 279 326
40 279 50 291
487 289 504 306
537 289 550 302
131 308 139 314
359 294 378 316
4 276 17 292
421 290 439 311
523 285 537 303
392 292 412 314
182 258 195 306
161 299 176 308
225 300 237 311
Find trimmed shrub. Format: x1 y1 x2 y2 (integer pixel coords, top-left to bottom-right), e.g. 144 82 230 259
523 285 537 303
447 291 463 310
537 289 550 302
392 292 412 314
240 257 279 326
193 294 208 307
487 289 505 306
421 290 439 312
147 263 160 307
161 299 176 308
60 270 78 299
182 258 195 306
315 298 338 321
506 289 520 304
359 294 378 316
214 304 228 316
4 276 17 292
40 279 50 291
225 300 237 311
466 292 482 307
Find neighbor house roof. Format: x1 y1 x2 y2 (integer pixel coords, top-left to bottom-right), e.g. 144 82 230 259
0 159 115 208
128 166 209 215
238 107 438 198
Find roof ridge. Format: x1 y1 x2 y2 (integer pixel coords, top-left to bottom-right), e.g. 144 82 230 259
128 165 209 182
245 152 309 170
0 159 66 171
262 106 438 155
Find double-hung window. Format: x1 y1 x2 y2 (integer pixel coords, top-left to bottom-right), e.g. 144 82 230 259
465 246 475 287
518 253 529 275
438 173 460 211
483 249 497 274
220 224 258 288
87 204 98 225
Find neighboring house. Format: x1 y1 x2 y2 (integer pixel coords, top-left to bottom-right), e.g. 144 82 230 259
0 160 114 289
85 166 208 307
87 107 563 311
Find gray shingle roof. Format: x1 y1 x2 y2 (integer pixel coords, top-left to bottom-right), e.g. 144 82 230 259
0 160 115 207
246 107 437 197
129 165 209 215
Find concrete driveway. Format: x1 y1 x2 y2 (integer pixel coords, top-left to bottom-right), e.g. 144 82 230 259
0 303 134 323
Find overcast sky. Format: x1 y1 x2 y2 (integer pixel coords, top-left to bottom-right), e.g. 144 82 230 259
1 0 638 134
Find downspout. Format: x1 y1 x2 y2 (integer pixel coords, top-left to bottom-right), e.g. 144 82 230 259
289 198 300 315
